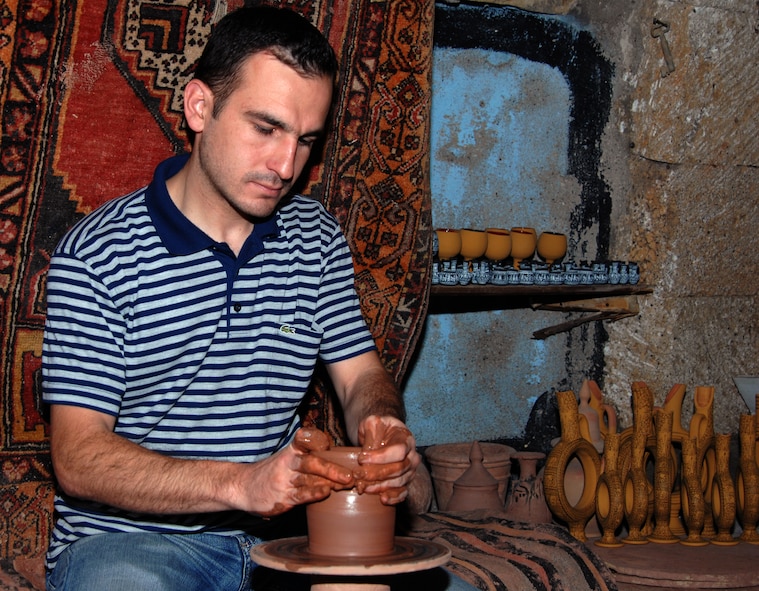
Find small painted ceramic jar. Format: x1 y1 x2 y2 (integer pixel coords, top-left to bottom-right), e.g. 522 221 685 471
472 260 491 285
563 262 580 285
549 264 564 285
628 262 640 284
618 262 629 284
608 261 621 284
534 267 550 285
506 267 521 285
592 262 608 284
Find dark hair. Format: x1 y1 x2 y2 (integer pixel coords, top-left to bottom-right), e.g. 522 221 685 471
193 5 339 117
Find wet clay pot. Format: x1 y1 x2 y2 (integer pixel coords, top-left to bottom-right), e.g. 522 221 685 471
306 447 396 558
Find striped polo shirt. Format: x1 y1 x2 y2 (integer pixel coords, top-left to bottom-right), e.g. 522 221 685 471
42 154 377 568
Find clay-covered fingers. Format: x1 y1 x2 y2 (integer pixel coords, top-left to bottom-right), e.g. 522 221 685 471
251 428 356 517
354 416 421 501
291 425 332 454
294 450 355 489
358 416 416 459
288 427 356 491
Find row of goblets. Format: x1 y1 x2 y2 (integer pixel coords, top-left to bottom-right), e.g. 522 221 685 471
543 383 759 547
433 227 568 270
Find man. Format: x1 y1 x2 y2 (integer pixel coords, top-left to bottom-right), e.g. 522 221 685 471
43 6 476 591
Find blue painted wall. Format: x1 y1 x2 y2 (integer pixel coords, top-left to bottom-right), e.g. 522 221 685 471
401 5 613 447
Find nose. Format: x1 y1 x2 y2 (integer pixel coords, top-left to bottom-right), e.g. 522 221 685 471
267 137 299 183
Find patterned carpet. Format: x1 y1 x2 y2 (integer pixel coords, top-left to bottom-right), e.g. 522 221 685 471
405 511 618 591
0 0 434 584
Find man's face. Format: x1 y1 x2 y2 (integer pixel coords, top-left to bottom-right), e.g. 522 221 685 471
193 52 333 219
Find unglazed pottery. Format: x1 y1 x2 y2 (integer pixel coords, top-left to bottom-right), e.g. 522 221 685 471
425 442 513 511
446 441 504 512
585 379 617 439
594 432 624 548
307 447 396 558
737 414 759 544
680 436 709 546
621 384 654 545
543 390 601 542
710 434 739 546
647 410 678 544
504 451 553 525
690 385 717 539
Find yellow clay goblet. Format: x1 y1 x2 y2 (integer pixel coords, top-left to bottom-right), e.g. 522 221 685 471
485 228 511 263
435 228 461 262
510 227 537 270
459 229 488 263
537 231 567 266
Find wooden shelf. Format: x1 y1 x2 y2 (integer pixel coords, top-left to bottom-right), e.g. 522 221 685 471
430 283 652 300
429 284 653 337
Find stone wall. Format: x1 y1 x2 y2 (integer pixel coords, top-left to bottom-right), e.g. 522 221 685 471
581 0 759 432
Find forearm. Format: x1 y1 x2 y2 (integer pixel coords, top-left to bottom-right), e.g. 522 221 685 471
53 426 246 515
339 365 405 445
51 405 354 518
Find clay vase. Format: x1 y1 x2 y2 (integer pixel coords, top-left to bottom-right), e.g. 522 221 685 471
306 447 396 557
648 410 679 543
656 384 687 536
623 401 652 545
544 390 602 542
504 451 553 524
688 386 717 539
594 432 624 548
661 383 688 439
446 441 504 512
710 434 739 546
737 414 759 544
680 436 709 546
578 380 604 453
586 379 618 438
617 382 653 496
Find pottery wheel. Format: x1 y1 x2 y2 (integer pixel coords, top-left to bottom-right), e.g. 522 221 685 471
251 536 451 577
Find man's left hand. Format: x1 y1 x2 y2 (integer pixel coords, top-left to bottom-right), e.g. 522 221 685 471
354 415 421 504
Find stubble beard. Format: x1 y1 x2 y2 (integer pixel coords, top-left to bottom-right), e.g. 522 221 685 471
198 147 290 222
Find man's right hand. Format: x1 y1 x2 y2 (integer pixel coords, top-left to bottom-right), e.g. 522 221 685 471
237 426 356 516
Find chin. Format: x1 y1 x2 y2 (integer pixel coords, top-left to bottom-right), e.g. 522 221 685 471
242 202 280 221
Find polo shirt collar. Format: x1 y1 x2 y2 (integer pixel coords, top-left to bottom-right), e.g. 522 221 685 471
146 154 280 261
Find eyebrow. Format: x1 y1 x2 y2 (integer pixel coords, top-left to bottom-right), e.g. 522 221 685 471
247 110 325 140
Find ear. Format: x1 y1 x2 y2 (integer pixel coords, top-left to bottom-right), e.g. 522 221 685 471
184 79 212 134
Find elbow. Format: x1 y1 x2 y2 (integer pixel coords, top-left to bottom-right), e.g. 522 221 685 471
50 445 83 499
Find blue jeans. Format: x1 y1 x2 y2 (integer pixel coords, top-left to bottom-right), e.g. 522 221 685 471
46 532 479 591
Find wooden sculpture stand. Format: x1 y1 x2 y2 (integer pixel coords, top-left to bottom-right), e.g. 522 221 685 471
251 536 451 591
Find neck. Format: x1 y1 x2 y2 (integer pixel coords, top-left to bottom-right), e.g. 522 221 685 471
166 163 254 256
